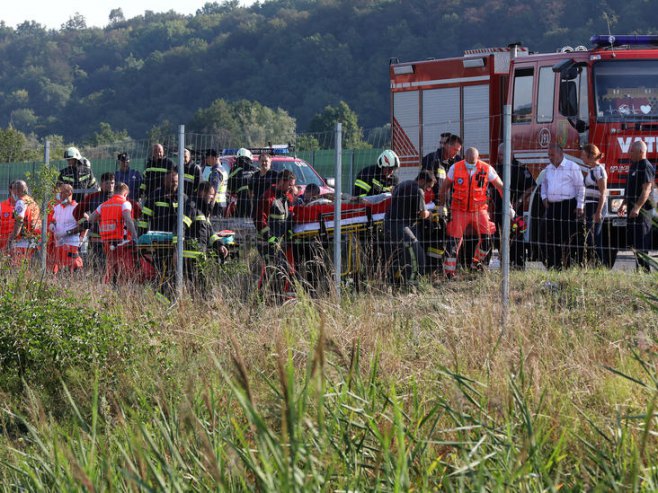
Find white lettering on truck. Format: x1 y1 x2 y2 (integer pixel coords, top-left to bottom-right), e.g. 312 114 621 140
617 136 656 153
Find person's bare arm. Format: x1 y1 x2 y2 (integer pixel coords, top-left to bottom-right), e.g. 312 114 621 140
122 209 139 240
437 178 452 206
629 182 652 218
594 174 608 223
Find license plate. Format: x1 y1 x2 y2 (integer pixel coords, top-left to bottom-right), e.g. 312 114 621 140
612 218 627 227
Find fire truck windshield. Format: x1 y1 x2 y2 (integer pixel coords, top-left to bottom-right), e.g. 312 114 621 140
594 60 658 121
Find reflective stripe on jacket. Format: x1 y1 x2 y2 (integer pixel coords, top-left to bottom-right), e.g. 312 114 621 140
451 160 490 213
99 194 128 241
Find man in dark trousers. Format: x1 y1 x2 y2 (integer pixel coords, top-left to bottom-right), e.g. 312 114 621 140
383 170 436 284
493 143 535 267
540 143 585 269
254 169 297 301
141 160 192 298
619 140 655 272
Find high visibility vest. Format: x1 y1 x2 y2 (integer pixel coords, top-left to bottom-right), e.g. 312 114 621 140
451 160 490 212
0 199 15 248
99 194 128 241
15 196 41 239
217 167 228 206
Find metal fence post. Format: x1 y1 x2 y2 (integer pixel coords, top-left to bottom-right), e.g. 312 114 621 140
176 126 185 299
40 140 50 274
501 106 512 327
349 150 354 193
334 123 342 300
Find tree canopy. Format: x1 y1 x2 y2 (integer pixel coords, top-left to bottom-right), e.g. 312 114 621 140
0 0 653 143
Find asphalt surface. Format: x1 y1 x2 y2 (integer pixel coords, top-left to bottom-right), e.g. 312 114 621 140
523 250 654 272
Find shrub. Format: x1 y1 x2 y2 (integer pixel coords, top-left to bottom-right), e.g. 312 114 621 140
0 273 133 396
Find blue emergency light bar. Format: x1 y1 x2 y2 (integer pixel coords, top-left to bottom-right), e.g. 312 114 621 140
590 34 658 48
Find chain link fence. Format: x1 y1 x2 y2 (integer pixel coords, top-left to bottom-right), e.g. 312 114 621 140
0 115 655 307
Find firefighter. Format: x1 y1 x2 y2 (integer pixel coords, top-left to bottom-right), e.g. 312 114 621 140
0 181 16 253
254 169 297 301
421 134 462 205
59 147 99 203
140 160 192 297
383 170 436 284
228 148 258 217
7 180 41 266
250 153 278 208
185 181 230 291
87 182 139 284
183 148 202 198
352 149 400 197
438 147 511 278
141 143 167 199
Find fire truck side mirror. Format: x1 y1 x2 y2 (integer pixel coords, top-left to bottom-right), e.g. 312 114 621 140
559 80 578 118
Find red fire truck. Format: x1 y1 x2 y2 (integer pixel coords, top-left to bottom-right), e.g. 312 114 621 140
390 35 658 265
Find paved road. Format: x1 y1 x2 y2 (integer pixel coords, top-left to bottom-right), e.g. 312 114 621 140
522 250 653 272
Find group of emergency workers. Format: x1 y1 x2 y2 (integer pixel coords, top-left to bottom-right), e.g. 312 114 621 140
1 135 654 297
0 144 235 296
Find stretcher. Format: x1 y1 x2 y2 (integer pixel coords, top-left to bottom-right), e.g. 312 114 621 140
292 195 392 237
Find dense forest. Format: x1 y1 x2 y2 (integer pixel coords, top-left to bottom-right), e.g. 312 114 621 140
0 0 655 143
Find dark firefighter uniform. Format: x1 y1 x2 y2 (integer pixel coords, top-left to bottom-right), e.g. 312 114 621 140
228 160 258 217
140 188 192 296
183 203 225 290
183 161 203 198
352 165 398 197
142 158 170 200
254 185 295 299
421 148 460 204
58 163 98 203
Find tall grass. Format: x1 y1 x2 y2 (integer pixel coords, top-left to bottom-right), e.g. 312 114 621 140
0 267 656 490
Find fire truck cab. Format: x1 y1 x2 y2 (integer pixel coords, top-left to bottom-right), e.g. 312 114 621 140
390 35 658 266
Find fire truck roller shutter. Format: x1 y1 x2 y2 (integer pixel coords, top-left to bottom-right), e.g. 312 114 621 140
393 91 420 164
463 85 490 156
422 87 460 157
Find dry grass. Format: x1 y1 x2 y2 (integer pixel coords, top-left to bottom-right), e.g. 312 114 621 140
0 265 657 490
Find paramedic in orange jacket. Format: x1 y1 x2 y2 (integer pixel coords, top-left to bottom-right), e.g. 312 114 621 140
437 147 511 278
87 182 139 284
0 181 16 253
6 180 41 266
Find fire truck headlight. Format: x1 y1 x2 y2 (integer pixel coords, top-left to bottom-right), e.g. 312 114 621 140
610 198 624 213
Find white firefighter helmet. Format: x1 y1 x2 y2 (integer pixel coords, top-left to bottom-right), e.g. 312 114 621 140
235 148 253 160
377 149 400 169
64 146 82 161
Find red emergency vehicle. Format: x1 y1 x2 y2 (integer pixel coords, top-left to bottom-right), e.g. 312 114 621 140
390 35 658 264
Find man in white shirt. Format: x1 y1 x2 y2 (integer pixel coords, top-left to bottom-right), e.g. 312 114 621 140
540 143 585 269
50 184 83 273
